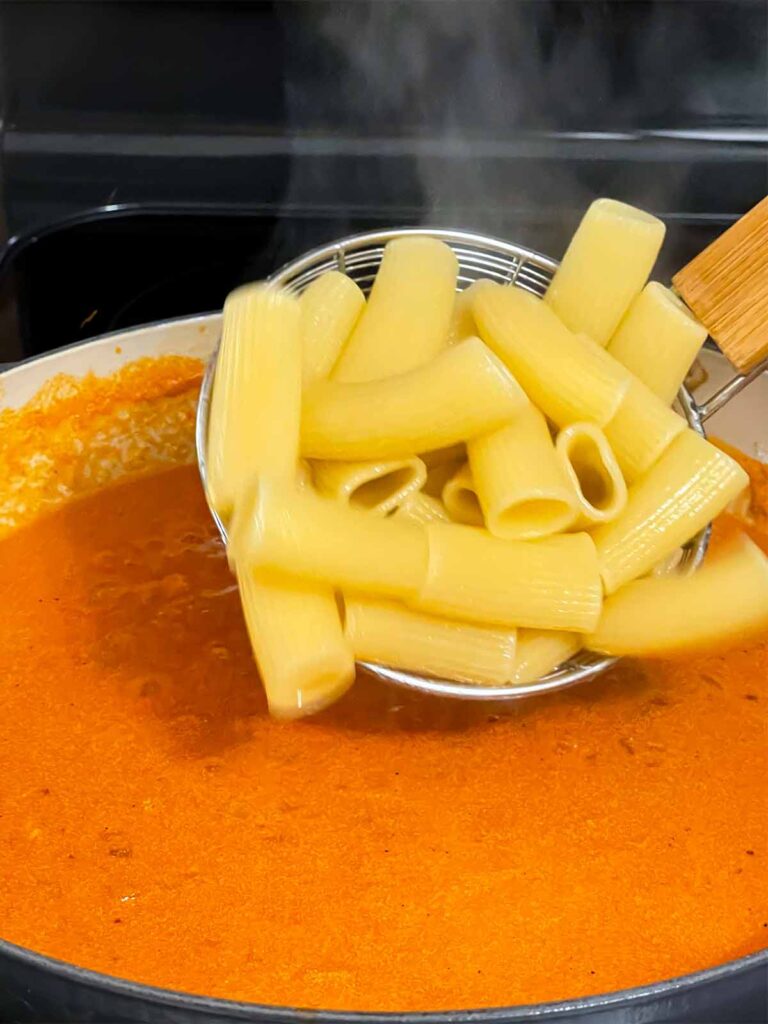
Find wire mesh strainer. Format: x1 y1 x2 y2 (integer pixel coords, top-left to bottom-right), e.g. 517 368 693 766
196 227 759 701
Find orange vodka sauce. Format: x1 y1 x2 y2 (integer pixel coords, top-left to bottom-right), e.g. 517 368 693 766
0 366 765 1011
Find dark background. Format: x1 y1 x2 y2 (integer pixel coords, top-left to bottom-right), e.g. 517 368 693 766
0 0 765 361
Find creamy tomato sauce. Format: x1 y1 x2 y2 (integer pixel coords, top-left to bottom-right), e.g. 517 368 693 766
0 366 765 1012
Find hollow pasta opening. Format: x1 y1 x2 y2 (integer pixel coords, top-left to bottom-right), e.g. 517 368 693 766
450 486 483 525
351 467 418 511
567 438 613 511
495 498 575 539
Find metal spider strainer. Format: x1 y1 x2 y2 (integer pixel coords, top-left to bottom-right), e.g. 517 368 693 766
196 227 764 701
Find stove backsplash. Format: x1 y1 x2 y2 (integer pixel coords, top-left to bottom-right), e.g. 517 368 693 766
0 0 765 361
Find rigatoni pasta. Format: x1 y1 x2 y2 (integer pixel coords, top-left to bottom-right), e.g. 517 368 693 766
604 379 687 482
300 271 366 386
313 253 454 516
230 477 428 599
593 429 749 593
545 198 666 345
301 337 528 460
209 284 354 719
206 203 768 712
442 462 484 527
447 283 479 344
555 423 627 528
468 405 576 540
607 282 708 404
416 523 602 633
312 457 427 516
206 284 302 519
587 533 768 656
512 629 583 686
238 570 355 718
472 283 631 428
332 236 457 382
393 491 451 525
421 444 466 468
344 595 517 686
423 450 464 499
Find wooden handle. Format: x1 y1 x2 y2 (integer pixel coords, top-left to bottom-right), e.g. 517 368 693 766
672 195 768 372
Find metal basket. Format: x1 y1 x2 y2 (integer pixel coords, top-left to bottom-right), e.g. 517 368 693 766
198 227 718 701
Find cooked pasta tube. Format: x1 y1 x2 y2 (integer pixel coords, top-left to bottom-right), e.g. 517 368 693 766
312 457 427 516
442 462 484 527
422 445 465 497
415 524 602 632
332 236 458 382
302 337 528 461
593 429 749 594
604 379 686 482
423 457 464 499
207 283 302 518
651 547 684 578
447 283 479 344
344 595 517 686
607 282 707 405
296 460 313 490
472 283 631 428
545 198 666 345
300 271 365 386
393 491 451 525
555 423 627 528
512 629 583 685
587 533 768 657
230 477 428 599
238 570 355 718
468 405 576 540
209 285 353 718
420 443 465 469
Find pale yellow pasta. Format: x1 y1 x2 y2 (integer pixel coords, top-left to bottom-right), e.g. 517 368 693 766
209 285 353 717
303 275 420 518
311 457 427 516
555 422 627 528
472 283 631 428
238 569 355 718
230 477 428 599
207 283 301 518
468 405 576 540
302 336 528 461
393 491 451 525
300 271 366 385
545 198 666 345
607 282 707 404
442 462 484 527
651 547 684 578
296 459 313 490
604 379 686 482
726 483 753 522
421 443 464 499
415 523 602 633
446 283 479 344
512 629 583 685
213 216 748 706
423 456 464 498
332 236 458 382
593 429 749 594
587 533 768 657
344 595 517 687
420 443 465 469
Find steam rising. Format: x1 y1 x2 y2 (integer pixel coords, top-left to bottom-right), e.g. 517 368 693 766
280 1 762 264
